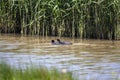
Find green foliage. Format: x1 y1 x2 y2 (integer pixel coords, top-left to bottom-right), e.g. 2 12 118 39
0 0 120 39
0 62 75 80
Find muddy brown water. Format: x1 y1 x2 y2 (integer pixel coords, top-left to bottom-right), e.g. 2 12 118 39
0 34 120 80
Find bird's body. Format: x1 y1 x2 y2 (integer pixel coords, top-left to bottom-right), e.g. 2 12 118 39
51 39 72 45
51 40 59 45
57 39 72 45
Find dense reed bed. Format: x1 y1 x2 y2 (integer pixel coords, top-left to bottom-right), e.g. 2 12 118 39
0 62 75 80
0 0 120 39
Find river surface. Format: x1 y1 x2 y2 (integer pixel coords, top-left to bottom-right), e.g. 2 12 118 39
0 34 120 80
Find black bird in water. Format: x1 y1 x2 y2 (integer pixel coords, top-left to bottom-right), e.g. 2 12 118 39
51 39 72 45
57 39 72 45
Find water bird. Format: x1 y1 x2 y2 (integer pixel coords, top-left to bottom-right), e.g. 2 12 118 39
51 39 72 45
51 40 59 45
57 39 72 45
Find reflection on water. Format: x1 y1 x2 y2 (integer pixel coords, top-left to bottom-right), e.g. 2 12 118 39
0 34 120 80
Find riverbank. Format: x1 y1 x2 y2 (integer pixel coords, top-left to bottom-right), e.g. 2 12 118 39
0 61 75 80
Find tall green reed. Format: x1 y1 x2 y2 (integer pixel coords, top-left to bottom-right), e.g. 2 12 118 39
0 0 120 39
